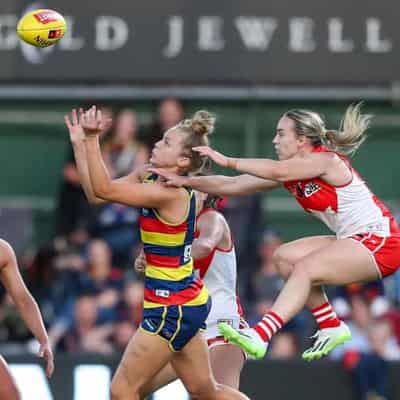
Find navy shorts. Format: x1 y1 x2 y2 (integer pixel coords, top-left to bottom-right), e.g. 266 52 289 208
141 297 212 351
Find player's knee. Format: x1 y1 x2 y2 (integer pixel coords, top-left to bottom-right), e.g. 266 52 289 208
110 379 137 400
292 261 317 283
185 376 216 399
272 246 294 279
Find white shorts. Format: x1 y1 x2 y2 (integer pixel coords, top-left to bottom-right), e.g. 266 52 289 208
205 315 241 341
206 317 249 360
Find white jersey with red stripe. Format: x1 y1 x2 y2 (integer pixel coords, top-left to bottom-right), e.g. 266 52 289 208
195 209 243 340
284 146 399 239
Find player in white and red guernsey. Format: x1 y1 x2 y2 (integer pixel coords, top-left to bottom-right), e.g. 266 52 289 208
152 103 400 361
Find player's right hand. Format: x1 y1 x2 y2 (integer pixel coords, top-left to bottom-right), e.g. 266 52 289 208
80 105 112 137
148 168 188 188
64 108 85 144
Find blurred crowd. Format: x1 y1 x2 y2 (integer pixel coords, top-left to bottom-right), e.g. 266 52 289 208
0 98 399 399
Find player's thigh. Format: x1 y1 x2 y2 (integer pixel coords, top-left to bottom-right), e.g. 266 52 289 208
209 344 245 389
273 235 336 278
171 332 217 398
0 356 20 400
111 329 173 396
139 363 178 398
295 238 380 286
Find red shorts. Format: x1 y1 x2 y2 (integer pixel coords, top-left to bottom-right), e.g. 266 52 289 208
350 233 400 278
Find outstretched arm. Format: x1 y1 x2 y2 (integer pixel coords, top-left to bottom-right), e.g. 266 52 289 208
193 146 331 182
0 240 54 377
66 107 153 205
65 108 106 204
149 169 280 196
82 107 179 208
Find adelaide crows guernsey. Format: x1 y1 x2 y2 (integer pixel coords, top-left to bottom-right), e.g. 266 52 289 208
140 174 208 309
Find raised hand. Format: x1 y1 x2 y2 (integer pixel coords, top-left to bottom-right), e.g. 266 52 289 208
192 146 230 168
64 108 85 144
80 105 112 137
148 168 188 188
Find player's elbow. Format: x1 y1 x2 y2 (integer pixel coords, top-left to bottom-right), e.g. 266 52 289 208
87 195 105 205
193 242 214 259
92 183 112 200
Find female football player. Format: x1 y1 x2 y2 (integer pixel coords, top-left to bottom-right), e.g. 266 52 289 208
151 103 400 362
134 191 246 395
0 239 54 400
65 106 250 400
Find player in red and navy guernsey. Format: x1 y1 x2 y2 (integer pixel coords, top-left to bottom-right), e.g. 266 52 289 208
134 192 247 396
153 103 400 362
66 106 250 400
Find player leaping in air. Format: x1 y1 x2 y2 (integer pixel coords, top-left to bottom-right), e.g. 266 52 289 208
151 103 400 361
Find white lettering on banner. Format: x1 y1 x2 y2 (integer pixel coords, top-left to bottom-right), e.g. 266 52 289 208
95 16 129 50
328 18 354 52
366 18 392 53
0 12 396 60
235 17 277 50
58 17 85 50
0 15 18 50
198 16 225 51
289 17 316 52
10 365 53 400
163 16 183 58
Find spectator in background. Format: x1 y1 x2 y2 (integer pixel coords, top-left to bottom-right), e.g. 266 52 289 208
113 319 136 353
63 295 114 354
217 193 264 305
346 319 400 400
252 230 284 305
141 98 184 151
116 280 144 330
249 229 306 352
329 294 400 400
102 108 148 178
331 295 371 360
89 203 141 268
79 239 124 324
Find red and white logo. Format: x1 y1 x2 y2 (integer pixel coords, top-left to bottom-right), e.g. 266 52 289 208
33 11 59 24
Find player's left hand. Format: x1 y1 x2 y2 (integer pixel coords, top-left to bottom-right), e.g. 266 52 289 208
39 340 55 378
134 250 146 273
80 105 112 137
192 146 230 168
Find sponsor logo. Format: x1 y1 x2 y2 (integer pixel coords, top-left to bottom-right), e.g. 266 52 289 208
155 289 170 298
48 29 62 39
217 319 233 326
34 35 52 47
143 318 157 332
33 11 59 24
304 182 321 197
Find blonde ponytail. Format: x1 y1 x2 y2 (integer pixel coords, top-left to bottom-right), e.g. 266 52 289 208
322 103 372 156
